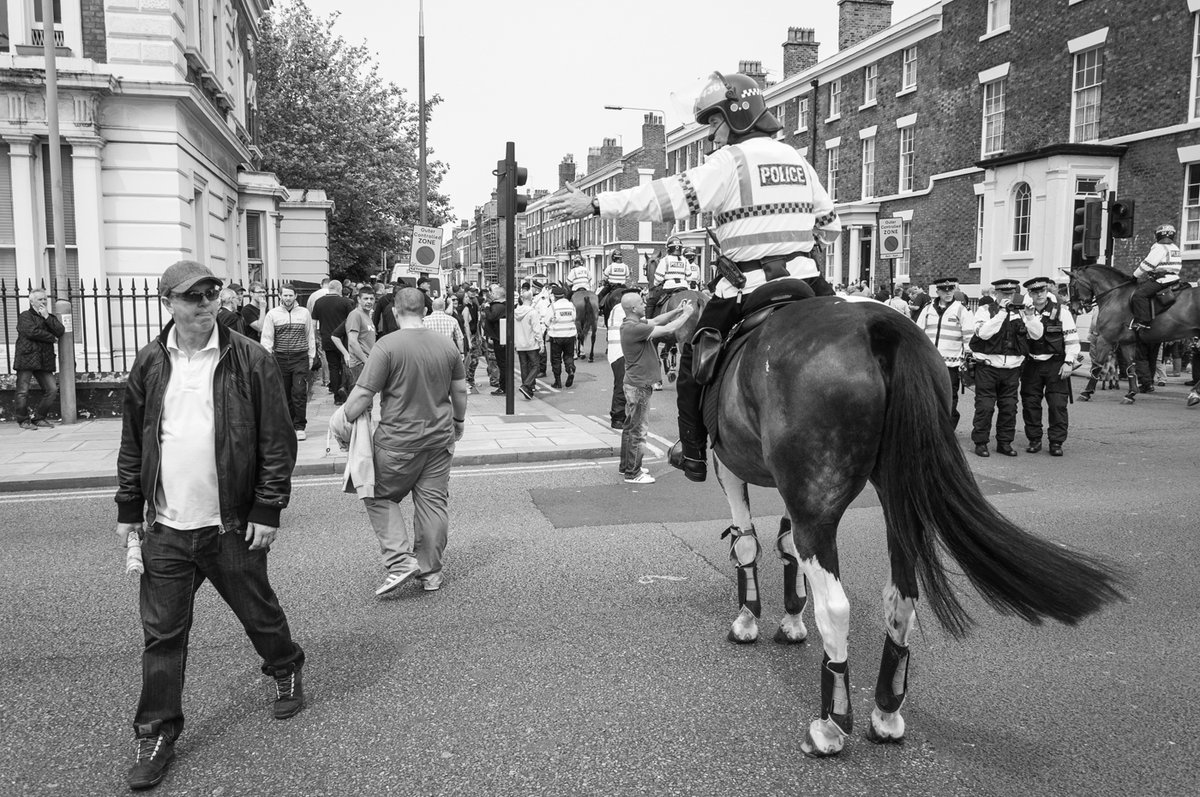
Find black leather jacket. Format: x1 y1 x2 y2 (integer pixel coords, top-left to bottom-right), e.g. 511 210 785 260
115 322 298 530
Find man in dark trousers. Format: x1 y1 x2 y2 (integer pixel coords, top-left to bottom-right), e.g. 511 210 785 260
310 279 355 403
116 260 304 790
968 278 1029 457
482 284 508 396
13 287 65 429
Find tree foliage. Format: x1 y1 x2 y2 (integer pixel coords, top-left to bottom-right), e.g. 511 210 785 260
256 1 451 281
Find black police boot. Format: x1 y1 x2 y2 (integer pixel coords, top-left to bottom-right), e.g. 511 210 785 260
668 437 708 482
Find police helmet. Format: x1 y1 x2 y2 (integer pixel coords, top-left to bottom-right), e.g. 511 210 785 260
693 71 783 137
610 251 623 262
666 236 683 257
1155 223 1177 240
682 246 698 261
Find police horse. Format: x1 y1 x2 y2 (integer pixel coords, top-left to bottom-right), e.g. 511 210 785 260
1066 263 1200 406
702 292 1122 756
660 288 708 382
573 289 600 362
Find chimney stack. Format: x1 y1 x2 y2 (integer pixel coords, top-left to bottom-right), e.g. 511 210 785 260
641 113 664 150
587 146 602 174
838 0 893 51
782 27 820 78
558 154 576 189
738 60 769 90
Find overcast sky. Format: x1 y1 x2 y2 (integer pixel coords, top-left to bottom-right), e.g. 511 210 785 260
298 0 936 237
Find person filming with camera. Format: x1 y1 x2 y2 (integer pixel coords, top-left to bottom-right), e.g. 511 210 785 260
968 278 1029 458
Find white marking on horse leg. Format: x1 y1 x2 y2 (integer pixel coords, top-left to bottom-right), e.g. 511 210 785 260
715 454 761 642
802 558 850 662
773 515 808 644
868 581 916 743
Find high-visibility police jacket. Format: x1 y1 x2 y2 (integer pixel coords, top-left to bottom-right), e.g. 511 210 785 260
655 255 690 290
1024 298 1080 362
598 135 841 299
546 298 577 338
969 304 1027 369
916 299 972 368
603 262 630 283
567 265 592 292
1135 242 1182 282
684 261 701 286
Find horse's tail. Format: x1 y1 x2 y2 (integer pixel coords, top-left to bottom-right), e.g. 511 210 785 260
868 313 1124 638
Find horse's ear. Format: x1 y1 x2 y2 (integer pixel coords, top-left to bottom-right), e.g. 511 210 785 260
1059 267 1074 279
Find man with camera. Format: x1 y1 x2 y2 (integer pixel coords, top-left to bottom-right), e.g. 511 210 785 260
1018 276 1080 456
968 278 1029 457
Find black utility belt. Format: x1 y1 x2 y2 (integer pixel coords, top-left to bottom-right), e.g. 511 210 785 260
733 252 807 274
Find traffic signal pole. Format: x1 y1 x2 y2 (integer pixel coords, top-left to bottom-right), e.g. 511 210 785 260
1103 189 1116 265
503 141 516 415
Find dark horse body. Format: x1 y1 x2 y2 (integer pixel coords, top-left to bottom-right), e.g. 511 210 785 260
659 289 709 382
707 296 1121 755
572 289 599 362
1066 263 1200 405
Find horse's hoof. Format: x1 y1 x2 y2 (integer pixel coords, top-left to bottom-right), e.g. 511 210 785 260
726 627 759 644
1188 392 1200 407
588 357 594 363
865 707 906 745
801 717 848 758
773 615 808 644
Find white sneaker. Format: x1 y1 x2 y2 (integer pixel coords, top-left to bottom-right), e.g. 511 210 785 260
624 471 656 484
421 573 444 592
295 430 307 441
375 559 420 596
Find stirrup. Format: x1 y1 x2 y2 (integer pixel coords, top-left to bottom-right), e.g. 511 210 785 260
668 440 708 482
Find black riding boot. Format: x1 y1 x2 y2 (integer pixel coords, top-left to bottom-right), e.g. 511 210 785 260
669 296 741 483
1130 279 1161 329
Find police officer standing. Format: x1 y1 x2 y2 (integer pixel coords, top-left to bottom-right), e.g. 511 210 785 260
1019 276 1080 456
968 278 1028 457
546 70 841 481
682 246 702 289
916 276 972 427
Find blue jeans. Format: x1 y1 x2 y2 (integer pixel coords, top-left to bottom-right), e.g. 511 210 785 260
620 383 653 476
135 523 303 741
14 369 57 421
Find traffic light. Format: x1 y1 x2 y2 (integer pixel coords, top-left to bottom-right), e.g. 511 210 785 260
1109 198 1135 238
1073 198 1103 262
495 156 529 218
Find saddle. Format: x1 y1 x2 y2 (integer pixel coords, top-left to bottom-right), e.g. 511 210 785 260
1134 280 1190 319
692 279 816 385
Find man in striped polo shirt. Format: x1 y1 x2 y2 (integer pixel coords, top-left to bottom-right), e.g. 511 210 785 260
262 284 317 440
916 276 973 427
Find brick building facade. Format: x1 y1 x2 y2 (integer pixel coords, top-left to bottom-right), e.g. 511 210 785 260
656 0 1200 295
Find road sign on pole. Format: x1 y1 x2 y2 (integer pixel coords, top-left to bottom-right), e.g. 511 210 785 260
410 224 442 268
878 218 904 259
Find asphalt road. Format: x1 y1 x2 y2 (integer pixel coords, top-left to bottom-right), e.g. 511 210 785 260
1 360 1198 796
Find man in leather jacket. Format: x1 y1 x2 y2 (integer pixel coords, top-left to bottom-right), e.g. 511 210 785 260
115 260 304 790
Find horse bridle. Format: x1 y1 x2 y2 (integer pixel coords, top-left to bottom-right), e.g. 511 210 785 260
1070 272 1131 314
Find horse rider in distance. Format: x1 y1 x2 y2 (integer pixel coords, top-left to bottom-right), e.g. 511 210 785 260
1130 223 1182 331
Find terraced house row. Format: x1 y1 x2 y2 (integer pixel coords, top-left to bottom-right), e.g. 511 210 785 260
514 0 1200 295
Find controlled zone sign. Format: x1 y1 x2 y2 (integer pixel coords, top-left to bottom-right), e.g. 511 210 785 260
878 218 904 259
410 225 442 268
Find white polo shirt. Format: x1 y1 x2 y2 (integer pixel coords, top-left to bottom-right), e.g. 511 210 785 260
154 324 221 529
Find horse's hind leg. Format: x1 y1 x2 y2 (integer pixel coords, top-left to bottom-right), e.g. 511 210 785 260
797 543 854 758
714 456 762 644
773 515 809 644
866 580 916 744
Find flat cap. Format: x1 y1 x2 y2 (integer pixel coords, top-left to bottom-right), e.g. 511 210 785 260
160 260 221 297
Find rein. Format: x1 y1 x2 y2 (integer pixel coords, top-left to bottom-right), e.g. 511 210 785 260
1073 275 1132 313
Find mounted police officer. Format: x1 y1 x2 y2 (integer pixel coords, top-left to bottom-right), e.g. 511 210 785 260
682 246 702 289
597 250 630 318
1130 223 1182 331
916 276 972 427
646 236 689 318
1019 276 1080 456
968 278 1028 457
546 70 841 481
566 257 592 295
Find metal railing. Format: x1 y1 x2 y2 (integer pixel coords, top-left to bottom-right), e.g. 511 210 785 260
1 279 307 376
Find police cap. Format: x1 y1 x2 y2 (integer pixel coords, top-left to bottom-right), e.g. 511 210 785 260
932 276 959 290
991 278 1020 291
1022 276 1054 290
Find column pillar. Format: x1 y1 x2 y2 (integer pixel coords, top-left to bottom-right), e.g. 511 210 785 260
66 137 105 285
4 136 41 286
848 225 862 287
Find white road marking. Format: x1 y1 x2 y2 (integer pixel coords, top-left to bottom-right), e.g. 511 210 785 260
536 380 560 393
638 574 689 585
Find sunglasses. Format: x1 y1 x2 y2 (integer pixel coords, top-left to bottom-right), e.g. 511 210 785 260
170 287 221 304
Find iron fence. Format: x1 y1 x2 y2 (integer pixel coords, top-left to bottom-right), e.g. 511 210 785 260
0 279 314 376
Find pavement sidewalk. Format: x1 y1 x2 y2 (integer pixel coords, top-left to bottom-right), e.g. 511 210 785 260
0 385 623 493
